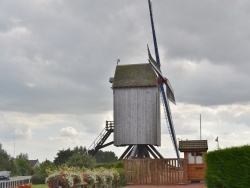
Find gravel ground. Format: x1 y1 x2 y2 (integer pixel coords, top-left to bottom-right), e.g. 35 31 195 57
123 183 206 188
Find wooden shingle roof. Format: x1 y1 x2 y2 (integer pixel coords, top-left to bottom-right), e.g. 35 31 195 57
112 63 158 88
179 140 208 152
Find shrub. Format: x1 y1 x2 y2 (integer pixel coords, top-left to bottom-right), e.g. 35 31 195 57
94 163 114 169
32 172 47 184
206 145 250 188
46 166 83 188
46 166 121 188
114 160 124 168
32 160 54 184
116 168 126 186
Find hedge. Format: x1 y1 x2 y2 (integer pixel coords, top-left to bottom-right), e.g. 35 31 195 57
205 145 250 188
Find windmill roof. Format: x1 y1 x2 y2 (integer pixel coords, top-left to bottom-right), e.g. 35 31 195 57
112 63 158 88
179 140 208 152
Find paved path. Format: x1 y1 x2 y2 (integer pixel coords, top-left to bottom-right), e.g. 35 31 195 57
123 183 206 188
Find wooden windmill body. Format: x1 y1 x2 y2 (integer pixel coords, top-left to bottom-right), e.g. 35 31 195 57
111 63 160 146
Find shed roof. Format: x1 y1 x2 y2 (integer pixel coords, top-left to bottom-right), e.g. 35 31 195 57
112 63 158 88
179 140 208 152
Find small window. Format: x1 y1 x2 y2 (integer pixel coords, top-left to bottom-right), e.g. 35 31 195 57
188 152 203 164
196 152 203 164
188 152 195 164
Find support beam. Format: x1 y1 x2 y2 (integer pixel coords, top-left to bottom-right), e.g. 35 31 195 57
148 145 164 159
118 145 133 160
119 145 164 159
145 145 158 159
99 141 114 149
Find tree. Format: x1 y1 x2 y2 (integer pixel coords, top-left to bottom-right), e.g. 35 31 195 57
53 146 88 166
66 153 95 169
72 146 87 154
16 153 32 175
32 159 55 184
53 148 74 166
95 150 118 163
9 158 18 175
16 153 28 160
0 143 11 171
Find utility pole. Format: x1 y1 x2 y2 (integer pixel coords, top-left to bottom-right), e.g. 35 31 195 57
200 114 201 140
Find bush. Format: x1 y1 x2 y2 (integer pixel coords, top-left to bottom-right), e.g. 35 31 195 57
116 168 126 186
114 160 124 168
32 172 47 184
95 163 114 169
206 145 250 188
46 166 83 188
46 166 121 188
67 153 95 169
32 160 54 185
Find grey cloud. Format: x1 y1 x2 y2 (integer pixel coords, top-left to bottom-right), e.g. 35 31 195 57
0 0 150 114
155 1 250 68
1 0 250 161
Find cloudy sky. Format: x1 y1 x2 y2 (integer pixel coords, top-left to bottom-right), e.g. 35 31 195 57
1 0 250 162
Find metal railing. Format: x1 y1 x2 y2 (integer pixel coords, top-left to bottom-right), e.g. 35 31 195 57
0 176 31 188
85 121 114 155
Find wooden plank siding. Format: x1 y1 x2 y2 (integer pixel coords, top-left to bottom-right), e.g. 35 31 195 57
124 159 188 185
114 87 160 146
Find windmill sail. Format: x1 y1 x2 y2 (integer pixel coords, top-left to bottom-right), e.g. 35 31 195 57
166 80 176 104
148 45 161 73
148 47 176 104
148 0 180 158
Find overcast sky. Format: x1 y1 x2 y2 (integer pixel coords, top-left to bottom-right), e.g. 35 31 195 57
1 0 250 162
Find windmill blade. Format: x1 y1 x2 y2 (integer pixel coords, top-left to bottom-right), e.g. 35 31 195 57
166 80 176 104
147 45 161 73
148 47 176 104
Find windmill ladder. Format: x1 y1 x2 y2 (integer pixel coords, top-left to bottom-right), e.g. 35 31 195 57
85 121 114 156
161 93 178 156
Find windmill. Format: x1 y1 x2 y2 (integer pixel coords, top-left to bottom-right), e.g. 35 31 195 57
86 0 179 159
108 0 179 159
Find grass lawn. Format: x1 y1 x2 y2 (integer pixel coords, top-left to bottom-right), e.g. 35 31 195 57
31 184 48 188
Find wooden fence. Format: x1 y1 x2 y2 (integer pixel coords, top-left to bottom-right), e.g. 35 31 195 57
124 158 188 185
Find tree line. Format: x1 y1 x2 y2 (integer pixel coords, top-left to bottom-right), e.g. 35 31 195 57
0 143 32 176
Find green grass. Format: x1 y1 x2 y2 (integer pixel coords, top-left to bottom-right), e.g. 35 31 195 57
31 184 48 188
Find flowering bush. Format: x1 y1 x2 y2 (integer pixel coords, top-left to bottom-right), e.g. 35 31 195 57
95 169 106 188
46 166 83 188
11 184 31 188
83 169 96 185
111 168 120 181
46 166 120 188
104 171 114 188
105 171 114 182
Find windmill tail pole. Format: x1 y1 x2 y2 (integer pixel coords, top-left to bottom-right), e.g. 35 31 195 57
148 0 160 66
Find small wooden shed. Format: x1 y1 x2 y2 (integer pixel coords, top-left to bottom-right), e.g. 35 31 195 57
111 63 160 147
179 140 208 182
